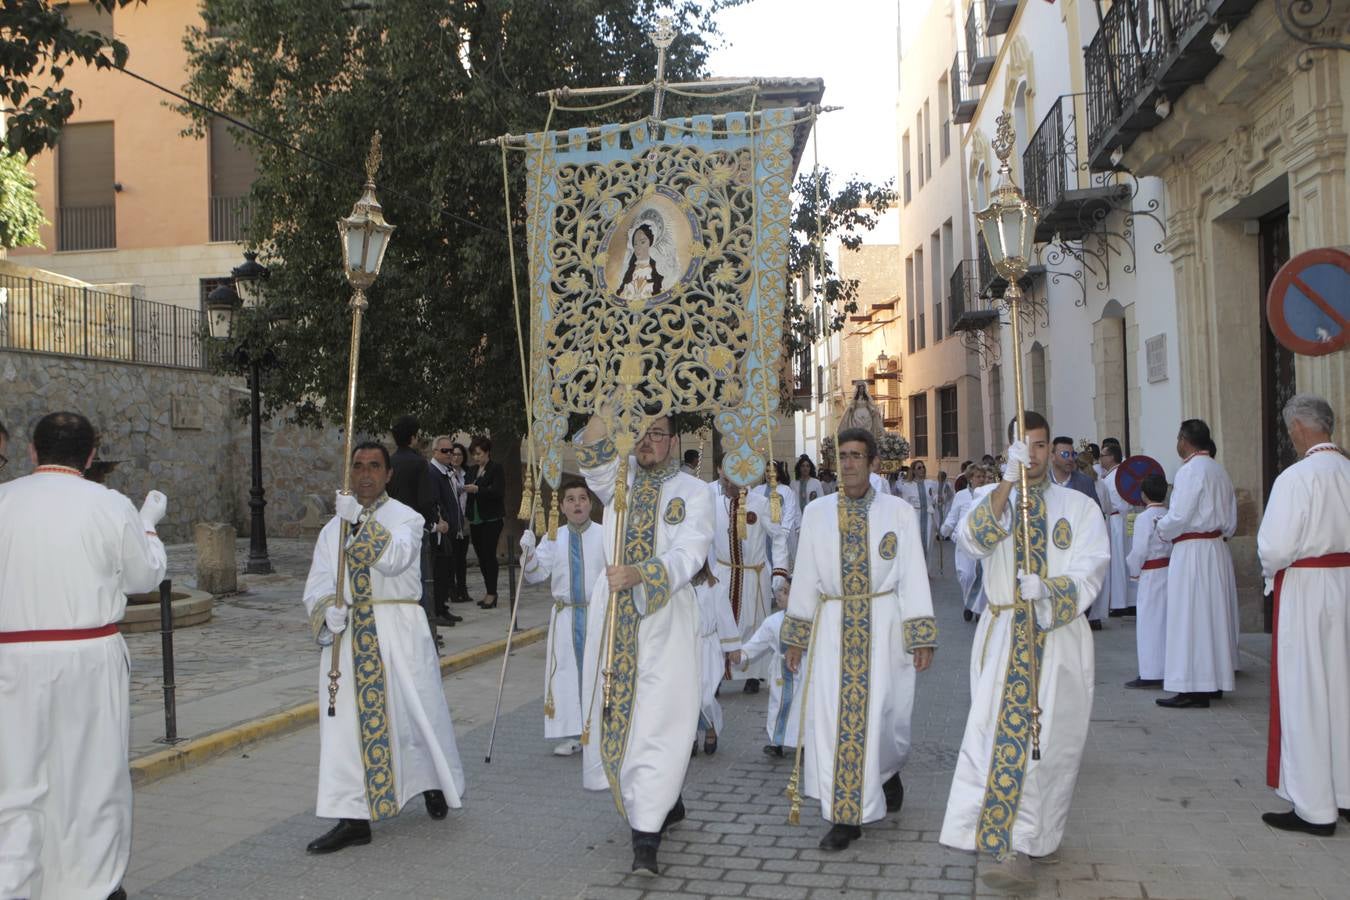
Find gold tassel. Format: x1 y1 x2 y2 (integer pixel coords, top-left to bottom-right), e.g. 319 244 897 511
736 487 748 540
579 720 590 746
534 503 546 538
543 693 555 719
547 504 558 541
767 459 782 524
518 467 534 521
786 766 802 825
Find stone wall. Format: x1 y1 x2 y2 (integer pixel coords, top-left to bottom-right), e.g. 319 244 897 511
0 350 340 543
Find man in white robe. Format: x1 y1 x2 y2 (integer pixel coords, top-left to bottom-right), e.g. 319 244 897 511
302 442 466 854
784 427 937 852
0 412 167 900
941 464 991 621
1155 419 1238 709
757 459 800 568
940 412 1109 893
711 466 788 691
1257 394 1350 836
1099 446 1138 616
521 480 606 756
693 569 742 755
1124 474 1171 688
575 412 714 875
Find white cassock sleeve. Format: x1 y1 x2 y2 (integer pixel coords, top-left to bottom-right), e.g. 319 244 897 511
768 514 790 578
576 434 622 508
118 496 168 594
892 499 938 649
522 530 557 585
302 523 340 645
632 476 714 617
368 515 421 576
1126 512 1152 579
1257 471 1306 593
739 615 779 669
1155 471 1197 542
784 504 827 647
939 493 965 539
1056 503 1111 618
714 586 743 653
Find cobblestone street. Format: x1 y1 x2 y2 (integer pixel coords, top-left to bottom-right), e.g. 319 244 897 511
124 551 1348 899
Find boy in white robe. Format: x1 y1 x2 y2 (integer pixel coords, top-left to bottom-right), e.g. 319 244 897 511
575 411 714 876
302 442 466 855
1124 474 1171 688
1100 446 1139 616
521 480 606 756
941 464 991 621
0 412 167 900
783 427 937 852
1257 394 1350 836
940 413 1110 894
710 468 789 692
692 565 742 755
738 582 802 756
1155 419 1238 709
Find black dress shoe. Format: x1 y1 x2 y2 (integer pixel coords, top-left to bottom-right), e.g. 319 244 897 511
691 740 699 758
450 593 472 604
703 731 718 755
434 613 457 627
1089 619 1103 631
1262 810 1336 836
744 678 761 694
1124 678 1163 689
424 789 449 819
306 818 372 854
661 796 686 834
882 773 905 813
1340 808 1349 823
763 744 785 757
1209 690 1224 699
631 829 660 874
818 823 862 851
108 889 127 900
1156 693 1210 709
963 609 974 622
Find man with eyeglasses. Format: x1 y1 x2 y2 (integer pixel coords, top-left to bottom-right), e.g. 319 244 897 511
783 427 937 852
427 436 465 628
1050 436 1108 629
576 403 714 876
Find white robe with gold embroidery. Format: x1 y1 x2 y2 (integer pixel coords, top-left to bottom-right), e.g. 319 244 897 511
710 484 788 682
523 522 606 739
303 498 466 821
784 490 937 826
940 481 1109 858
576 441 714 833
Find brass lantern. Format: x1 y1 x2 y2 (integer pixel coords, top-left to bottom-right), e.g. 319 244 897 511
337 132 395 292
975 113 1039 284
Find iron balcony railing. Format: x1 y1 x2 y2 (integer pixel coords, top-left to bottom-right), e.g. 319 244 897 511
1026 94 1132 242
951 53 977 124
57 205 116 251
965 2 995 86
792 346 813 401
0 272 205 369
1085 0 1259 168
986 0 1018 36
949 260 970 331
209 195 254 243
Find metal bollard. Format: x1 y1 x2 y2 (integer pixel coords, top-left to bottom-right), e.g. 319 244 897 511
154 578 184 745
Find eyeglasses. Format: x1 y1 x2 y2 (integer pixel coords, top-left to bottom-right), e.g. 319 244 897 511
641 430 672 442
435 447 453 454
838 451 868 461
1056 450 1074 458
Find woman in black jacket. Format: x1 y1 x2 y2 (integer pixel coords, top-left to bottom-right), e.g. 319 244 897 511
465 435 505 609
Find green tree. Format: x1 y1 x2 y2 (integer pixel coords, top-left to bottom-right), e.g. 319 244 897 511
182 0 740 439
1 0 145 157
783 167 897 360
0 148 46 248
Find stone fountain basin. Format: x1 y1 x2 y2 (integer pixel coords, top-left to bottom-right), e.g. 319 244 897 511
120 587 214 633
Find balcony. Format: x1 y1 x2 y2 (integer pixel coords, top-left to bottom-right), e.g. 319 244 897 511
881 396 904 429
792 346 813 402
1085 0 1260 170
965 2 996 86
985 0 1019 37
1023 94 1131 243
57 205 115 251
951 258 1000 333
951 54 977 125
209 195 254 243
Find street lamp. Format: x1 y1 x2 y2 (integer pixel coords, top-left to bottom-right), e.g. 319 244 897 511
975 110 1043 760
232 250 269 310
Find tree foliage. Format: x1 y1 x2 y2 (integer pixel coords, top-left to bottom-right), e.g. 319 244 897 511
0 147 46 248
0 0 145 157
782 168 897 358
182 0 740 439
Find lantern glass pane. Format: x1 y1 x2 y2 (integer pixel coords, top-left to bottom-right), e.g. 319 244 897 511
980 216 1005 266
1020 208 1039 261
347 227 369 275
1001 208 1023 261
364 228 388 276
236 277 262 310
208 308 232 340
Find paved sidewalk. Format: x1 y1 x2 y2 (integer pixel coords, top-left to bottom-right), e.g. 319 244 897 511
126 553 1348 899
128 538 549 759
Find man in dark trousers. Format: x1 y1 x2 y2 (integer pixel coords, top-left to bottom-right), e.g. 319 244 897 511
388 416 443 635
428 434 465 627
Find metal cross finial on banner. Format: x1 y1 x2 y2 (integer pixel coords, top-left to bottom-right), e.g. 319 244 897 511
649 16 676 119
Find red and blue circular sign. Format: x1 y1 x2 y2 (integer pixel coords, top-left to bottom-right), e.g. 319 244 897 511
1266 247 1349 357
1115 455 1165 507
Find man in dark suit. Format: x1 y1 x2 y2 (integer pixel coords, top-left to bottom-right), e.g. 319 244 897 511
427 435 465 627
387 416 443 635
1050 435 1101 503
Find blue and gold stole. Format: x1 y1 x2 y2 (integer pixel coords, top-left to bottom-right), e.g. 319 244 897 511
830 488 874 826
568 523 589 695
344 496 399 821
600 459 678 817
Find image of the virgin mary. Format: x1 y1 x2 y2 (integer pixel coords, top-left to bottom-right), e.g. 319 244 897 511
618 223 664 301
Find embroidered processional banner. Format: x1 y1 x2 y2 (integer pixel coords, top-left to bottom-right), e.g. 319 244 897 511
522 107 797 492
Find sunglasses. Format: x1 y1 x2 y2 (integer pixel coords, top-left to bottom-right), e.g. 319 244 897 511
435 447 454 454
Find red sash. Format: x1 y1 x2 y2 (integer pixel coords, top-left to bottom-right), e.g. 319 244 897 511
1141 558 1169 571
0 623 119 644
1267 552 1350 787
1174 530 1222 543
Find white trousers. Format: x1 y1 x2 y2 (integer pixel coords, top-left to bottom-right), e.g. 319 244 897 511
0 634 132 900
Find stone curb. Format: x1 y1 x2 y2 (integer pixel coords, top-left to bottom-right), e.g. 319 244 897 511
129 624 548 788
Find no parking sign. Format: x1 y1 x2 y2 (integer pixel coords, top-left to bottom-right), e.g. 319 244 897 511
1266 247 1350 356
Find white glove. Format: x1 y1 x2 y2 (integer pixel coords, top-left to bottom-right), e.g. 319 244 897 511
335 491 362 524
1003 439 1030 484
1018 569 1054 628
519 530 537 562
139 490 167 531
772 575 787 595
325 605 348 635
